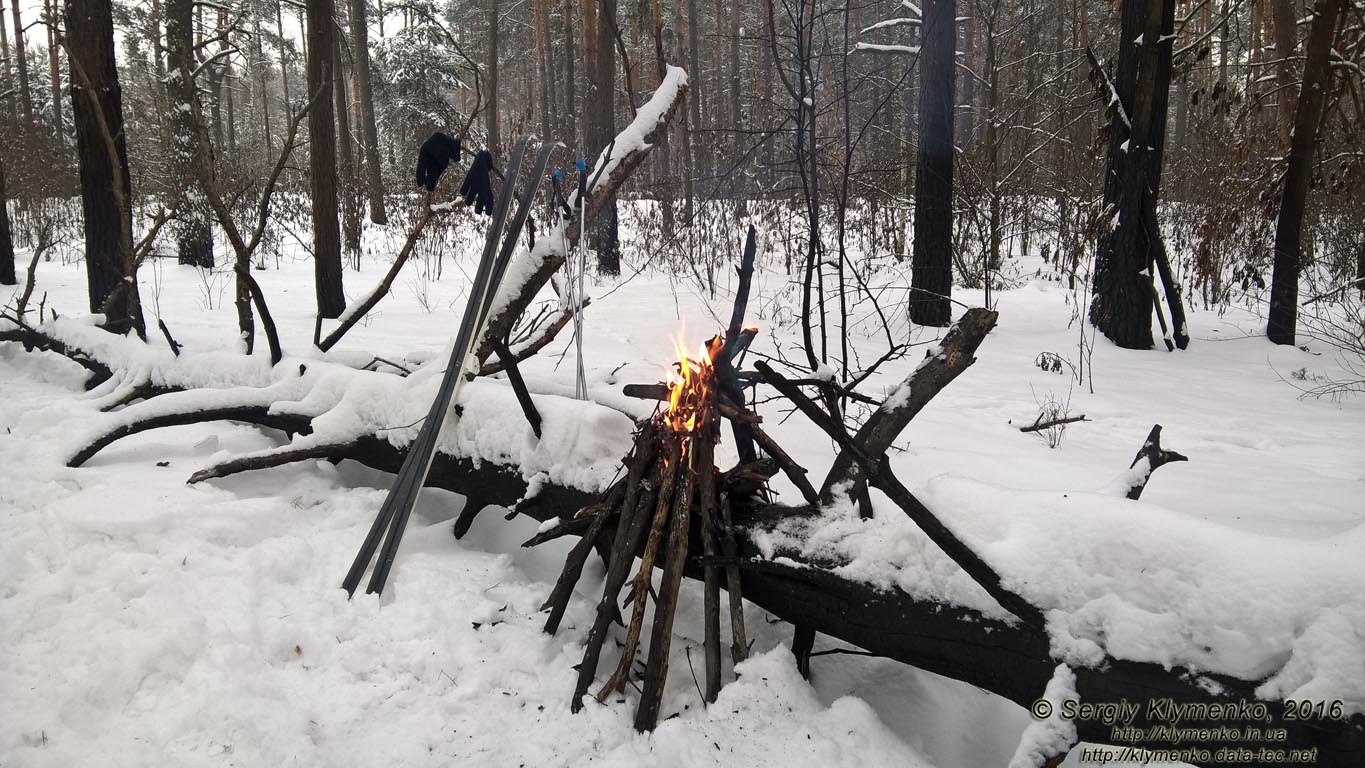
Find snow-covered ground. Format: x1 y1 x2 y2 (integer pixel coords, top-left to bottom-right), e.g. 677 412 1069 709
3 218 1363 767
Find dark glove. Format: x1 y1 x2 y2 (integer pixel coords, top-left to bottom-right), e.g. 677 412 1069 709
459 150 496 215
551 169 574 219
415 132 461 192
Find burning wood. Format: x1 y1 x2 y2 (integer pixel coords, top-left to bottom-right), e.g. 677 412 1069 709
541 332 754 731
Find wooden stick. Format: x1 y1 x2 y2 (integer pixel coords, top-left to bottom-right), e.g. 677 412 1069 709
187 442 349 483
493 340 543 438
1020 414 1090 433
696 425 722 703
634 433 696 731
597 434 681 703
748 421 819 505
755 359 1047 631
719 487 748 665
570 454 661 712
541 428 657 635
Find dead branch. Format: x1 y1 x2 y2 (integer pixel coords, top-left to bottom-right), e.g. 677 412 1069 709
187 442 350 483
478 301 585 376
67 405 313 468
317 204 435 352
1123 424 1188 500
755 356 1047 630
1020 414 1089 433
821 308 999 499
0 321 114 387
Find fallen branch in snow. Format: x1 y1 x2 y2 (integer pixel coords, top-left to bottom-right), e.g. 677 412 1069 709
0 320 114 388
1019 414 1090 433
1122 423 1188 500
186 442 351 484
68 402 313 468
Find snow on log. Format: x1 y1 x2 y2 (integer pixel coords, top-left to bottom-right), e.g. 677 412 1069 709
474 66 689 365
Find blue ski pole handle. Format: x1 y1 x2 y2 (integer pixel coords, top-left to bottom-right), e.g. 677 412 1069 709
575 159 589 204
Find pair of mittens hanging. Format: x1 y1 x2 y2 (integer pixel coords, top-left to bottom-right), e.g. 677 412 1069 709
415 132 461 193
459 150 496 215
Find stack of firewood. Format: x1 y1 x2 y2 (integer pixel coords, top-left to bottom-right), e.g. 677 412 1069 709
534 338 762 731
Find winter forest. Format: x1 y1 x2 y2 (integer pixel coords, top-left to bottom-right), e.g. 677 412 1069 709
2 0 1364 764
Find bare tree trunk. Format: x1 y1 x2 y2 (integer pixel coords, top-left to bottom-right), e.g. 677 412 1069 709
277 2 292 113
564 0 576 146
960 9 976 143
729 0 741 162
651 0 674 235
65 0 143 335
167 0 214 269
588 0 620 275
224 59 236 152
349 0 388 223
149 0 165 81
681 0 697 227
1089 0 1176 350
11 0 30 121
1268 0 1298 144
1268 0 1343 345
0 159 14 286
0 5 12 115
44 0 62 135
1218 0 1229 86
534 0 553 139
306 0 346 318
253 4 272 152
334 31 361 260
487 0 501 154
909 0 956 327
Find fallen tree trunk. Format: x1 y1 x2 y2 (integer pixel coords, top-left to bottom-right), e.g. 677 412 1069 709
9 324 1361 764
316 437 1363 767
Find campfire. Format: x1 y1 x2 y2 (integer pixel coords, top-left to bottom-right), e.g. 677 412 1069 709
536 330 761 731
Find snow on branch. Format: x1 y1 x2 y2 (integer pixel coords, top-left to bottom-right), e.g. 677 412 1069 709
854 42 922 55
474 66 689 365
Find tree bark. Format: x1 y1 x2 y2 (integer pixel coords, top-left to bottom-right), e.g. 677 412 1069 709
44 0 62 134
277 2 293 113
588 0 621 275
0 159 14 285
563 0 577 145
333 29 361 259
1268 0 1298 145
348 0 388 224
65 0 143 335
1268 0 1343 346
1088 0 1176 350
306 0 346 319
166 0 214 269
909 0 956 327
253 5 273 152
10 0 30 121
0 4 11 116
487 0 501 154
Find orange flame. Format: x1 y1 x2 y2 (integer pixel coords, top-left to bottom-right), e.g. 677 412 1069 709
662 330 725 434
